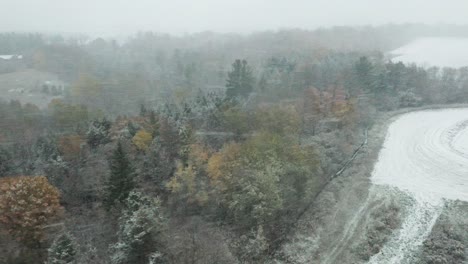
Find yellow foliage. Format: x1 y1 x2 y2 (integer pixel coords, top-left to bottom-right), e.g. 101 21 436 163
167 163 193 193
207 143 241 188
167 163 208 206
167 144 212 206
132 130 152 151
188 144 210 167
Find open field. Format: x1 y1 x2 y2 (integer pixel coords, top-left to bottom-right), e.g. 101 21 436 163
0 69 66 108
390 37 468 68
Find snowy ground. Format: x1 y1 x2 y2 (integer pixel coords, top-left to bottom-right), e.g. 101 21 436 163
280 107 468 264
372 109 468 202
369 109 468 263
0 69 65 108
390 38 468 68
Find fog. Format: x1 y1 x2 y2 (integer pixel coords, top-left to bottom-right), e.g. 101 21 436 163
1 0 468 36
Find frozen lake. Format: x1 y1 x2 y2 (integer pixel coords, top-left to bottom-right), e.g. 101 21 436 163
390 37 468 68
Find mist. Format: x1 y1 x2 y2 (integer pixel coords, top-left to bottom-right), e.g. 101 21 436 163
2 0 468 36
2 1 468 264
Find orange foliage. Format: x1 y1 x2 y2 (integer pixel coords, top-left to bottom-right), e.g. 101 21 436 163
0 176 63 247
326 86 348 117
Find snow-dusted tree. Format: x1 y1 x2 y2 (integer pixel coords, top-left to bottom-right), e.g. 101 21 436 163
86 119 112 148
47 232 78 264
226 59 254 100
76 242 99 264
110 191 167 264
104 141 135 208
236 225 268 263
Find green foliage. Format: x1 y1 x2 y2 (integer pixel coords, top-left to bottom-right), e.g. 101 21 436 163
0 147 12 176
105 141 135 208
226 59 254 99
141 142 174 194
221 106 252 136
254 105 301 137
206 132 320 228
110 191 167 264
48 99 90 128
71 74 104 106
47 232 78 264
127 121 139 137
236 226 269 262
166 144 211 209
354 56 375 92
227 165 283 226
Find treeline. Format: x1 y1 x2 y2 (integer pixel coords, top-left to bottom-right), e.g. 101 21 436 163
0 56 357 263
3 24 468 111
2 25 468 263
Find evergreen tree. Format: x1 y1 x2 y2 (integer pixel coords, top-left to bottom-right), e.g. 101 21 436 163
110 191 167 264
127 121 138 137
47 232 78 264
139 104 147 117
354 56 374 92
0 147 12 176
105 141 135 208
226 59 254 99
86 119 112 148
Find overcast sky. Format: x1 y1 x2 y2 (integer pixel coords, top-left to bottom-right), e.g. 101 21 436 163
1 0 468 36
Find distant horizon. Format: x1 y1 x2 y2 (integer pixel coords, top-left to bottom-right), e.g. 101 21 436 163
2 0 468 37
2 22 468 40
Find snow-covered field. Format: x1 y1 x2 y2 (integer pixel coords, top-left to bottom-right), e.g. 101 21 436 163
390 38 468 68
369 109 468 263
0 69 65 108
372 109 468 202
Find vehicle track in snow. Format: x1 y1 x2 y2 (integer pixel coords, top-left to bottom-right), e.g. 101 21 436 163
368 109 468 263
322 186 386 264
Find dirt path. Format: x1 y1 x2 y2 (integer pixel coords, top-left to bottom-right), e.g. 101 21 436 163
279 107 468 264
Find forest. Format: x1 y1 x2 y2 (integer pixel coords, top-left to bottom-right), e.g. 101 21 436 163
1 24 468 263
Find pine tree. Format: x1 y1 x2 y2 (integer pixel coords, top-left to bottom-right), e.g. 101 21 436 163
47 232 78 264
226 59 254 99
110 192 167 264
0 147 12 176
105 141 135 208
354 56 375 92
140 104 147 117
86 118 112 148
